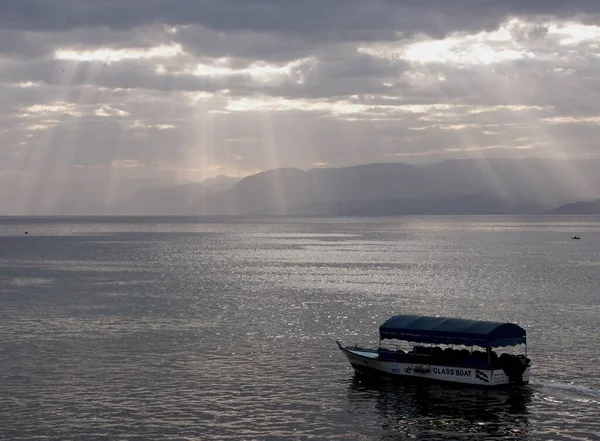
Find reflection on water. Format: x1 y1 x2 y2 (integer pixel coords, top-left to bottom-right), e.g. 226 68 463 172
347 376 532 440
2 216 600 439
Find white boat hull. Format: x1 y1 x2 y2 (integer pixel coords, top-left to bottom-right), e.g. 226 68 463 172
338 343 531 387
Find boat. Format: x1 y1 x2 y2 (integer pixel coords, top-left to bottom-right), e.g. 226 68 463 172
336 314 531 387
572 236 581 240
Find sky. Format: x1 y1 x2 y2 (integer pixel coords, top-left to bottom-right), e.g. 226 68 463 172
2 0 600 189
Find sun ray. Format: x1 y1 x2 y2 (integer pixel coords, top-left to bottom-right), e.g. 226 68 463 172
2 12 600 214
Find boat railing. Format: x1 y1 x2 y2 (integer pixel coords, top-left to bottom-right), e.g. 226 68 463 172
377 345 527 369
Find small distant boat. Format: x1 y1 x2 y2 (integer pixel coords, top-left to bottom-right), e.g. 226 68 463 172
572 236 581 240
337 314 531 387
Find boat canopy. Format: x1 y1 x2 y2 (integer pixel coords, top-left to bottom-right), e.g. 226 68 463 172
379 315 526 347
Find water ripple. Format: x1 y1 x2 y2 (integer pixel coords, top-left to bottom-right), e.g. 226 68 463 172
1 216 600 440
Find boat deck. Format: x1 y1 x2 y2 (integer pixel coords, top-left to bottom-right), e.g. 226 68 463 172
346 348 379 359
345 345 529 372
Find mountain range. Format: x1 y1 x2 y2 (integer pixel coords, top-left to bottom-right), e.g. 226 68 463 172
119 158 600 215
2 159 600 215
545 198 600 214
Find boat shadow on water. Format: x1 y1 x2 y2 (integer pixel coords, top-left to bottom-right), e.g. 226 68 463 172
346 375 533 440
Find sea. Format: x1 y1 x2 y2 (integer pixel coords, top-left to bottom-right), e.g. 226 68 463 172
1 215 599 441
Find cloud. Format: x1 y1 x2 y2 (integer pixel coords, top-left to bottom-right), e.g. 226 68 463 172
55 44 184 63
111 159 140 168
3 1 600 35
1 1 600 213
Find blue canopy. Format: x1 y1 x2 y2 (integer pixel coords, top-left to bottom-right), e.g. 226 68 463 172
379 315 526 347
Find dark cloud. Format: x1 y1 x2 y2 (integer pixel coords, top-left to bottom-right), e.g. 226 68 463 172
2 0 600 210
2 0 600 36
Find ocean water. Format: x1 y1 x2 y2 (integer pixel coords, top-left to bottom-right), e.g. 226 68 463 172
0 215 599 440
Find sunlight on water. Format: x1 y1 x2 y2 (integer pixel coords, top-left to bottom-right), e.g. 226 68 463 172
1 216 599 439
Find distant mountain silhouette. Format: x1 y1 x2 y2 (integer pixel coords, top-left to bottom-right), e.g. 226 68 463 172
3 158 600 215
546 199 600 214
187 158 600 215
201 175 241 192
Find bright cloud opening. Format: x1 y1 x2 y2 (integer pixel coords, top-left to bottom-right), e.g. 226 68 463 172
358 18 600 65
19 102 83 118
542 116 600 124
360 19 536 65
54 44 184 62
95 105 130 117
111 160 141 168
225 96 552 122
168 57 312 84
549 22 600 46
129 120 176 130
